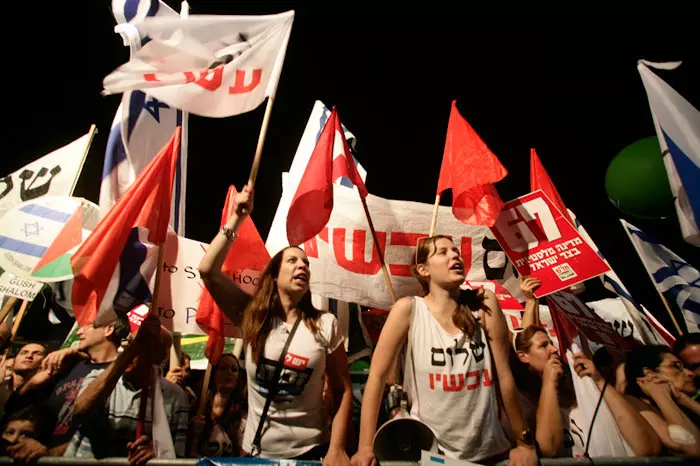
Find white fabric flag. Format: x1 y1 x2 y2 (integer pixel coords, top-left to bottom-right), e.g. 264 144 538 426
566 344 632 457
0 131 93 219
103 11 295 117
621 219 700 333
638 62 700 246
151 371 176 458
569 209 670 345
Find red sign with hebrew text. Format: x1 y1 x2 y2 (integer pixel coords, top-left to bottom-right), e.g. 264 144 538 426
490 191 609 297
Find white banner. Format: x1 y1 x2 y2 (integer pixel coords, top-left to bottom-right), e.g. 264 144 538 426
155 233 254 336
290 182 521 310
0 131 93 219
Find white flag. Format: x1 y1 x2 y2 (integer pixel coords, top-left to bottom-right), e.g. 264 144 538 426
638 62 700 246
621 219 700 333
103 11 295 118
1 130 94 220
151 372 176 458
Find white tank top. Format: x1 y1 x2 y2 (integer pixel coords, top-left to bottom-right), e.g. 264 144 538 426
404 297 511 461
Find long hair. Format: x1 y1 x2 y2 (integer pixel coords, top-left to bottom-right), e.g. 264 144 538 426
624 345 670 399
242 246 323 361
411 235 480 338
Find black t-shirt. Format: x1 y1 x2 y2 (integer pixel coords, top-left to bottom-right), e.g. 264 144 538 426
4 359 111 448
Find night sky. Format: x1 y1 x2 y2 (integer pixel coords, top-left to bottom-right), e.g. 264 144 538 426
3 2 699 335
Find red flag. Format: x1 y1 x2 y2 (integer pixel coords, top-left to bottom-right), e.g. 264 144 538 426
70 127 181 327
196 185 270 364
287 107 367 246
547 296 579 362
437 101 507 226
530 148 569 219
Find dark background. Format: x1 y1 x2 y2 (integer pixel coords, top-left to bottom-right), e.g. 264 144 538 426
2 2 698 336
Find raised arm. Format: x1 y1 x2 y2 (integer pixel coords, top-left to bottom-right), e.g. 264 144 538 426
520 276 541 329
573 353 662 456
198 186 254 326
481 290 538 466
73 315 161 418
351 297 412 466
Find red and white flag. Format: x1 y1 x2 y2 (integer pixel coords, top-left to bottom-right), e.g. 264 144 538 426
437 101 507 226
287 107 368 246
103 11 294 118
70 128 180 327
196 185 270 364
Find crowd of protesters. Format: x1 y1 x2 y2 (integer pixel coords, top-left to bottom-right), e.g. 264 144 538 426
0 187 697 465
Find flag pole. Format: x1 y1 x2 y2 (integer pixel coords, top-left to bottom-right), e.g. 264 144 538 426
69 124 98 196
1 300 30 361
429 194 441 237
620 220 684 336
242 96 276 213
359 195 397 304
136 242 167 439
197 363 213 416
0 297 18 325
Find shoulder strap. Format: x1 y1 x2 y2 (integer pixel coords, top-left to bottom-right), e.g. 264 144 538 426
250 316 302 456
403 297 420 411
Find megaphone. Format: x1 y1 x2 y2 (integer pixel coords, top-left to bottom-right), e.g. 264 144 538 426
373 385 438 462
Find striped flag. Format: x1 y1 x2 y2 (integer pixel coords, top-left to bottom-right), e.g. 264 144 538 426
621 219 700 334
638 61 700 246
100 0 188 235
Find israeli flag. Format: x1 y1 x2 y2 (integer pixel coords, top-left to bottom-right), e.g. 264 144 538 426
100 0 188 234
622 219 700 333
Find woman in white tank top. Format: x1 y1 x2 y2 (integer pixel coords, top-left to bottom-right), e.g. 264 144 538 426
352 236 538 466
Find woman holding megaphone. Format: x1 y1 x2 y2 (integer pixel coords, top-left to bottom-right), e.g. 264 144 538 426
352 236 537 466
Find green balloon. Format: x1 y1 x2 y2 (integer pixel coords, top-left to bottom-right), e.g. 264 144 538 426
605 137 674 219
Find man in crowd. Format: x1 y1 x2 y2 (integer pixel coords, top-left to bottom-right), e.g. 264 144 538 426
675 333 700 395
0 343 47 418
3 313 131 460
65 315 188 463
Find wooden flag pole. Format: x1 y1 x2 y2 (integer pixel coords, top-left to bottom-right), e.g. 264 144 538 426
429 194 441 238
69 124 98 196
170 333 182 370
620 220 684 336
0 297 18 326
136 242 167 439
1 300 30 361
359 195 397 304
197 363 213 416
247 97 275 188
240 96 276 215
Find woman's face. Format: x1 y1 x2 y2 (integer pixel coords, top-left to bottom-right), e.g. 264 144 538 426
276 248 310 296
654 352 697 395
519 331 559 375
214 355 240 391
2 420 35 447
419 238 465 289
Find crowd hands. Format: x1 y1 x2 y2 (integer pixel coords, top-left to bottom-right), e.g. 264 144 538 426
0 187 699 465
